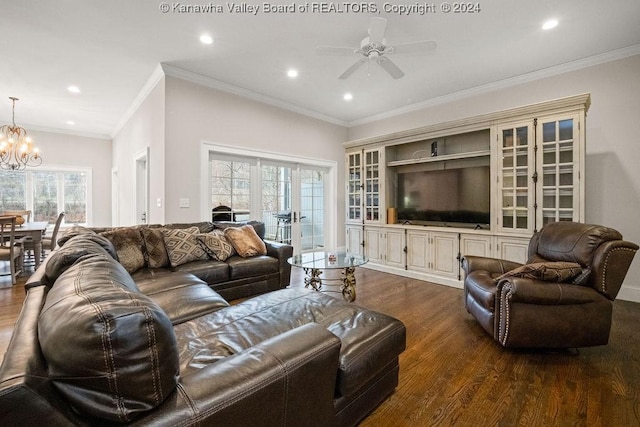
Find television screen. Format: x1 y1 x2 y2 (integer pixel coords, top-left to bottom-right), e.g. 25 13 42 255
396 165 491 228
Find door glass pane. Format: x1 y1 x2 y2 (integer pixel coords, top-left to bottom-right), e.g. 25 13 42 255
516 127 528 146
210 158 251 221
503 129 513 147
262 165 291 242
300 168 325 251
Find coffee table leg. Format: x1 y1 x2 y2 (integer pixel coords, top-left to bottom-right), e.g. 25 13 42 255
341 267 356 302
304 267 323 291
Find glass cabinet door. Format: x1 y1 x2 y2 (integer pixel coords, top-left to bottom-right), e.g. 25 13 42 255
538 115 579 226
498 123 534 232
364 149 380 222
346 151 362 222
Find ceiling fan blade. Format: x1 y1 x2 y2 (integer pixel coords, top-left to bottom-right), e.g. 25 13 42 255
368 17 387 45
377 56 404 79
388 40 437 55
339 57 368 79
315 46 359 56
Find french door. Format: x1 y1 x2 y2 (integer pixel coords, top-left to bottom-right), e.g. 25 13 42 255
205 147 332 255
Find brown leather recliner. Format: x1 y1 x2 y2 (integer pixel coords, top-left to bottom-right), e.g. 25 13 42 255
462 222 638 348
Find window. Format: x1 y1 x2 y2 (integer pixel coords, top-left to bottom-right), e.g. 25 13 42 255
0 168 91 225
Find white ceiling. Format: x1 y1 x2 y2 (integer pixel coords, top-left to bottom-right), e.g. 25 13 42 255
2 0 640 139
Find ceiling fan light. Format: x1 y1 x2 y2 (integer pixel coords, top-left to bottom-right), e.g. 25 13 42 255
542 19 558 30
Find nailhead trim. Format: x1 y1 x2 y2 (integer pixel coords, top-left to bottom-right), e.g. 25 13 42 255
600 247 637 294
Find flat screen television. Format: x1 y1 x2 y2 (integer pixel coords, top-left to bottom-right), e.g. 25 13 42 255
396 165 491 229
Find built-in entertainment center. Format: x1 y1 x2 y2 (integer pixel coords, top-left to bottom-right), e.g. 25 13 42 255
344 94 590 288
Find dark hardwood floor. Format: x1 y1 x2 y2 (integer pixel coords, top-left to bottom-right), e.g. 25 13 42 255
2 265 639 426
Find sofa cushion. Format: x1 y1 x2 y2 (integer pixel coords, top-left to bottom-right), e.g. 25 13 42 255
132 269 230 324
224 225 267 258
162 226 208 267
227 255 279 280
196 230 236 261
495 261 583 283
141 227 170 268
101 227 146 274
38 253 179 422
214 220 266 239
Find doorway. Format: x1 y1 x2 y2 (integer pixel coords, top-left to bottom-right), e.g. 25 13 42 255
135 148 149 225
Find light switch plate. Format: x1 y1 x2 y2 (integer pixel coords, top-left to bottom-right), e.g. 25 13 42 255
179 198 190 208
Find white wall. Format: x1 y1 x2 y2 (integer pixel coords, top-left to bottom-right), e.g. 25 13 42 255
28 129 112 226
348 54 640 301
112 76 166 226
164 76 348 241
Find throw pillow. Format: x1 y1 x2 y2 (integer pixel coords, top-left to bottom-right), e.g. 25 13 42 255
162 226 208 267
495 261 583 283
140 227 170 268
224 225 267 258
101 227 146 274
196 230 236 261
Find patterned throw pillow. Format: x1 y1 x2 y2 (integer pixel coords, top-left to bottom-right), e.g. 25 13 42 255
196 230 236 261
223 225 267 258
162 226 208 268
140 228 170 268
495 261 583 283
100 227 146 274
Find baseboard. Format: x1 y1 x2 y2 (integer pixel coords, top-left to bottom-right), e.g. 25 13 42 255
616 285 640 303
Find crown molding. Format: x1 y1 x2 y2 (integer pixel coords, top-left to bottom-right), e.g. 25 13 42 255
24 123 111 140
348 44 640 127
161 63 349 127
110 64 166 138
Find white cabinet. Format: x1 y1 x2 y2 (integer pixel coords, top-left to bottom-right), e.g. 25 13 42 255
496 110 586 234
344 94 590 290
460 234 493 258
364 226 406 268
346 224 364 256
495 236 529 264
346 148 385 225
406 229 458 279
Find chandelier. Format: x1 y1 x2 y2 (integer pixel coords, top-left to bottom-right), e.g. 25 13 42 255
0 97 42 171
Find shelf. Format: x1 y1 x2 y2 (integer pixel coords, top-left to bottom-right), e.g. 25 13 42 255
387 150 490 167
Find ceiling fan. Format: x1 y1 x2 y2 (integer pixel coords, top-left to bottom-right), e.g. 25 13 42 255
316 17 437 80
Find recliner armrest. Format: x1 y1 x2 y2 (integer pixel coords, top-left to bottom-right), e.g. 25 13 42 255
134 323 340 426
461 255 522 276
496 277 603 305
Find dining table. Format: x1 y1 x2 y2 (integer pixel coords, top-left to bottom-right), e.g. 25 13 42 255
14 221 49 269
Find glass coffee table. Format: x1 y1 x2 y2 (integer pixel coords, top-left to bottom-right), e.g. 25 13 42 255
287 251 368 302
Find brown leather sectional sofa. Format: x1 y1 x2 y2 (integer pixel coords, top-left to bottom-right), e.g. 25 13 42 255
89 220 293 301
0 224 406 425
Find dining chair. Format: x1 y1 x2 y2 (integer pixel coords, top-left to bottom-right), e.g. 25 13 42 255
22 212 65 264
1 210 31 226
0 216 24 285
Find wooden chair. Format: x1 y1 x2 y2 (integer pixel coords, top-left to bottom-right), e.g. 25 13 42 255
0 216 24 285
1 210 31 226
22 212 65 264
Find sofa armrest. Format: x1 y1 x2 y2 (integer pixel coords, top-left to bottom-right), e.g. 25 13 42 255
461 255 523 276
265 240 293 288
132 323 340 426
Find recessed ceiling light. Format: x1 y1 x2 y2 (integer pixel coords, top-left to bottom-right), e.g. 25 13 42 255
343 93 353 101
200 34 214 44
67 85 81 94
542 19 558 30
287 69 298 78
66 120 75 125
